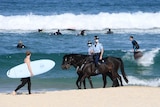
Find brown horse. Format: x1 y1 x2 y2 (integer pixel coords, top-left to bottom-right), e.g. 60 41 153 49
79 56 129 88
61 54 97 89
61 54 128 89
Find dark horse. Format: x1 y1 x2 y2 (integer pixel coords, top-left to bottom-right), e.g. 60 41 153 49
61 54 95 89
61 54 128 89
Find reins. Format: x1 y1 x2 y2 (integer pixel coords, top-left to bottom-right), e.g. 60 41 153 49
71 55 89 71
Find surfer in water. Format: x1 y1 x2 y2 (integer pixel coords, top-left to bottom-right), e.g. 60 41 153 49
13 51 33 95
54 29 62 35
17 40 26 48
106 29 113 34
130 36 143 59
129 36 140 52
38 29 43 32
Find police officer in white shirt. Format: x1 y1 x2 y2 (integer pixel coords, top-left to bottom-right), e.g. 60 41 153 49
87 41 94 55
79 41 94 71
93 36 104 68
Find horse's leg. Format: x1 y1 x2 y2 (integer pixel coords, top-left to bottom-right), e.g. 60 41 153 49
80 74 88 89
76 74 82 89
117 74 123 86
77 73 86 89
88 77 93 88
102 74 107 88
107 72 119 87
83 79 86 89
112 77 121 87
108 61 122 87
88 63 95 88
79 75 86 89
104 61 120 87
113 71 123 86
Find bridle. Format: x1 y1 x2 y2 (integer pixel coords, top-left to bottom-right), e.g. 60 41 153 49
64 55 88 68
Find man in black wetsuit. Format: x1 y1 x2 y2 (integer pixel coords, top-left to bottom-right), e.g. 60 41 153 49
17 40 26 48
54 29 62 35
129 36 140 52
106 29 113 34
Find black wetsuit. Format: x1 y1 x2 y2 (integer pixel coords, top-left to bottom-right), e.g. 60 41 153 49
54 31 62 35
14 77 31 94
17 43 26 48
132 40 139 51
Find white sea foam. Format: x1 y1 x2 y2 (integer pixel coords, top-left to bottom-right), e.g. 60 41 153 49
0 12 160 32
124 76 160 87
123 48 159 67
137 48 160 67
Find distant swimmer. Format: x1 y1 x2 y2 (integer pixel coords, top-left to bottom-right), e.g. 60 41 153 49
77 30 86 36
106 29 113 34
80 30 85 36
17 40 26 48
54 29 62 35
38 29 43 32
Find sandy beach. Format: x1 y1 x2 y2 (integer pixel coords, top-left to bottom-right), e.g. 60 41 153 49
0 86 159 107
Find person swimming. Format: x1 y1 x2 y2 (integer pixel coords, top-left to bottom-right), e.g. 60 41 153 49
80 30 85 36
38 29 43 32
106 29 113 34
76 30 86 36
17 40 26 48
54 29 62 35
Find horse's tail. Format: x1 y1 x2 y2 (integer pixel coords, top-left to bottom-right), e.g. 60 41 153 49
116 58 129 83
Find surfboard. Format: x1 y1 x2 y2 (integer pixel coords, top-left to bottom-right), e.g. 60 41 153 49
7 59 55 78
134 51 143 60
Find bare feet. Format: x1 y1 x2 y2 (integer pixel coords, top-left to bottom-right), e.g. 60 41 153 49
12 91 17 95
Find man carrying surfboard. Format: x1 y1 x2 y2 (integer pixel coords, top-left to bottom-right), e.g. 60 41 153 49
13 51 33 95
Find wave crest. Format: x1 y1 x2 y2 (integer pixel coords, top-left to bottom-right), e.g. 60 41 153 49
0 12 160 32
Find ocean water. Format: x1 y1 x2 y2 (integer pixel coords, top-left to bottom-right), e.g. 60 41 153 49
0 0 160 93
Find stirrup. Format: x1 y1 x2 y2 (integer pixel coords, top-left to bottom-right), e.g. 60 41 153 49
95 69 98 74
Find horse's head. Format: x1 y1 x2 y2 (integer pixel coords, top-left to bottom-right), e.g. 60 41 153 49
61 54 87 70
61 54 74 70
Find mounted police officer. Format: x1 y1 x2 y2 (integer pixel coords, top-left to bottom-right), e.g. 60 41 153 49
93 36 104 72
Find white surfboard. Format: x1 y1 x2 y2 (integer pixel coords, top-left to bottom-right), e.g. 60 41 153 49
7 59 55 78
